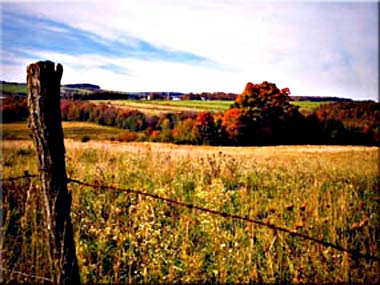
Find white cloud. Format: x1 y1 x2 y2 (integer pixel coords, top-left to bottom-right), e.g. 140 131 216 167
2 1 378 100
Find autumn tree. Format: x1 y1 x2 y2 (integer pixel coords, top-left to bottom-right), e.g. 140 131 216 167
221 108 252 145
172 118 195 144
224 81 302 145
192 112 218 145
2 97 29 122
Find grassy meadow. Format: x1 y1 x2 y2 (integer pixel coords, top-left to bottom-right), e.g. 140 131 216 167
2 124 379 282
0 82 27 94
2 122 128 141
292 101 333 114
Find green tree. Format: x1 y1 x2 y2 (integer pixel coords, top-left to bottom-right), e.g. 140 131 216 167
172 118 195 144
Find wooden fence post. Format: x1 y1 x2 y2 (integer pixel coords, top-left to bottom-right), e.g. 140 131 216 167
27 61 80 284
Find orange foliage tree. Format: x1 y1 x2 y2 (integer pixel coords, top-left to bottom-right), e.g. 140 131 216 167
223 81 301 145
191 112 218 145
221 108 252 144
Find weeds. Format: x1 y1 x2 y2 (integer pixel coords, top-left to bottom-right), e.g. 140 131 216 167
1 141 379 282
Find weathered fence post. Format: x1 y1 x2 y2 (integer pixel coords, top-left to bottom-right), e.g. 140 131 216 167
27 61 80 284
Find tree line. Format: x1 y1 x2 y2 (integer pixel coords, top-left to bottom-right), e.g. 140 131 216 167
2 81 379 146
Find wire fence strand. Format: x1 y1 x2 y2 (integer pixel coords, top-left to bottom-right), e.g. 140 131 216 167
8 270 53 283
2 173 379 262
67 178 380 262
1 172 38 182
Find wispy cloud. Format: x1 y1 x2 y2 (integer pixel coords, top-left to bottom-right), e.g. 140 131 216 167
1 1 378 100
2 9 208 63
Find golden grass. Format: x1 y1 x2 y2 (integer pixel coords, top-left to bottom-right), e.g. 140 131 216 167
2 140 379 282
1 122 127 141
90 100 229 115
90 99 326 115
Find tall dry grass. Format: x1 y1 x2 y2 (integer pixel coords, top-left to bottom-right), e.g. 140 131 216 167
2 140 379 282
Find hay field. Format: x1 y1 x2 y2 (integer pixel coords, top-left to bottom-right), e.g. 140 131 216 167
90 99 325 115
2 137 379 282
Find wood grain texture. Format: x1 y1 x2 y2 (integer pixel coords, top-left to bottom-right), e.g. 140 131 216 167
27 61 80 284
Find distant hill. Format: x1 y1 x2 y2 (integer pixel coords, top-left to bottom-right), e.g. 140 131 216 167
0 80 359 103
290 95 353 102
63 83 100 90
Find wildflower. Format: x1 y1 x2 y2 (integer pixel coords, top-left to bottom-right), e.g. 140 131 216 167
295 222 304 230
321 218 329 224
268 205 276 213
359 218 368 228
285 204 294 211
351 222 360 231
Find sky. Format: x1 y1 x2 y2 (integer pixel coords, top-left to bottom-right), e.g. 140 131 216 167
0 0 378 101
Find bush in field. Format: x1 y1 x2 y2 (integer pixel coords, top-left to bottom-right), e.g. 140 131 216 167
119 131 139 142
81 136 91 143
115 109 146 131
61 100 71 120
2 97 29 122
192 112 218 145
145 115 160 132
68 103 81 121
89 104 107 125
79 102 92 121
158 113 177 130
363 122 380 144
149 130 161 142
172 118 196 144
103 108 118 126
158 118 174 142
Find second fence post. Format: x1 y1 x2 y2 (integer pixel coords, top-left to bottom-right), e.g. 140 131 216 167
27 61 81 284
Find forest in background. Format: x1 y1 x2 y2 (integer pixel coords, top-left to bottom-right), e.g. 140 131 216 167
2 81 379 146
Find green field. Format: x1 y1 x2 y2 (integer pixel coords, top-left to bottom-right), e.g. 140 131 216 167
2 121 379 283
91 99 328 115
0 82 26 93
291 101 332 113
0 82 92 95
1 122 128 141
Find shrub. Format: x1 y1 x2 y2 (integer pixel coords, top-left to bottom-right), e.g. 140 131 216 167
119 132 138 142
81 136 91 143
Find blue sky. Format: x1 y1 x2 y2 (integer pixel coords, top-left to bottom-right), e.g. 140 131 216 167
1 1 378 101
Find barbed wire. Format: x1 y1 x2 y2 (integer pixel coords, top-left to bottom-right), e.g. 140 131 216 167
7 270 52 283
67 178 380 262
2 173 379 262
1 172 38 182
